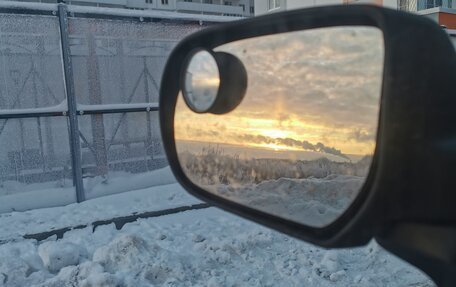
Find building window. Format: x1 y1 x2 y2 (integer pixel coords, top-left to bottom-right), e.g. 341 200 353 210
239 4 245 11
203 0 213 3
424 0 448 8
268 0 280 10
398 0 409 10
161 0 168 4
145 0 153 3
250 6 254 13
224 1 233 5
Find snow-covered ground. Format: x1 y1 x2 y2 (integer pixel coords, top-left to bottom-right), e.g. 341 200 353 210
0 207 433 287
179 150 371 227
0 182 199 240
214 174 363 227
0 166 176 214
0 169 434 286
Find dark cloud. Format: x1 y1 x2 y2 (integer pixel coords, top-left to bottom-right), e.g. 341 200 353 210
349 129 376 143
239 134 273 144
237 134 349 160
191 128 220 138
211 121 227 131
277 113 290 125
314 142 349 160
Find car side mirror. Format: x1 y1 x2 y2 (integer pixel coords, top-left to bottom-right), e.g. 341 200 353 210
160 5 456 285
178 25 384 228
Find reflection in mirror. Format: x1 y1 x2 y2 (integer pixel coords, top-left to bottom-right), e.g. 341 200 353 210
183 50 220 112
175 27 384 227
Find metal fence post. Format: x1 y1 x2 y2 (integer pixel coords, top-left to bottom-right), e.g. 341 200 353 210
58 4 85 203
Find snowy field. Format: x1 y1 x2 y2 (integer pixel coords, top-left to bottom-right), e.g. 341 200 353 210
0 168 434 286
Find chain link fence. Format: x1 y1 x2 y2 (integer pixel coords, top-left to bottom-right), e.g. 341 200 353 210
0 3 213 212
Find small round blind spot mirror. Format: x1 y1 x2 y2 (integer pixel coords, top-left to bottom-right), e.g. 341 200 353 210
175 26 384 228
183 50 220 113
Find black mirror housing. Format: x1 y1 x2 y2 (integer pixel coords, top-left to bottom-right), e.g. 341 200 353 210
160 5 456 285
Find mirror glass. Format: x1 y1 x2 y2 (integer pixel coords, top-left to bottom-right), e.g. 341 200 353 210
175 26 384 227
183 50 220 112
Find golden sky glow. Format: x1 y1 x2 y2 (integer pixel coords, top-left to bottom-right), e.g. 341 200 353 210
175 27 384 160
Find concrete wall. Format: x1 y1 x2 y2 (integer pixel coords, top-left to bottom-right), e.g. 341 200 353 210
253 0 268 15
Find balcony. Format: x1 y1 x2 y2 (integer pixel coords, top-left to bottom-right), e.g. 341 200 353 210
176 1 243 16
399 0 454 12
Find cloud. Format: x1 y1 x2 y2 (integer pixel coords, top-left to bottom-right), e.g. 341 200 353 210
176 26 384 156
314 142 349 160
215 26 384 130
237 134 349 160
349 129 376 143
182 125 220 138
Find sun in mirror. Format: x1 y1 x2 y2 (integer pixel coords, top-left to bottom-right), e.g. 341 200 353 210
175 26 384 227
183 50 220 112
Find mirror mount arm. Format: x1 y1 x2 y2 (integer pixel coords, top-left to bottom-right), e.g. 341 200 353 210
376 223 456 287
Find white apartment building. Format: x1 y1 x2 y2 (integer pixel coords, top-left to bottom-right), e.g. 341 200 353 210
398 0 454 12
254 0 456 49
255 0 397 15
7 0 255 17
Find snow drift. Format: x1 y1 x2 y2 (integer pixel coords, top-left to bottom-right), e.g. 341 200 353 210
179 149 371 226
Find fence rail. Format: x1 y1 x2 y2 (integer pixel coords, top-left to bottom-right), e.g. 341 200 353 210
0 3 212 212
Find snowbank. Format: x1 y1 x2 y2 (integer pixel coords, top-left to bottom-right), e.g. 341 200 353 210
179 150 372 185
83 166 177 200
215 174 363 227
0 166 177 214
180 150 370 227
0 208 433 286
38 241 83 274
0 183 202 240
0 185 76 214
0 143 433 286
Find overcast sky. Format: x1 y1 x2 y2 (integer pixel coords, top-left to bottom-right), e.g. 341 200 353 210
175 26 384 158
